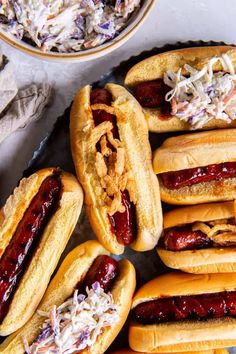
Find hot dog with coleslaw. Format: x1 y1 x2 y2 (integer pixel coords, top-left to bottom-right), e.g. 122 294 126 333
125 46 236 132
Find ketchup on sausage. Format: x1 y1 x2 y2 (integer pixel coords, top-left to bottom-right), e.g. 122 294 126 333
161 162 236 190
109 190 136 246
90 88 136 246
134 290 236 324
0 174 62 324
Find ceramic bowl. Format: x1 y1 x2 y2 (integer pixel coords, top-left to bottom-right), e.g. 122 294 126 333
0 0 156 62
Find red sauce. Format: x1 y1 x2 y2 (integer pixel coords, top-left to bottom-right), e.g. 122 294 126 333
161 162 236 190
109 190 136 245
90 88 119 139
135 79 172 120
163 226 212 251
0 174 62 323
134 290 236 324
90 88 136 245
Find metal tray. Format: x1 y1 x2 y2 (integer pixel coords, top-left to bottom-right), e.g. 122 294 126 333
23 41 235 352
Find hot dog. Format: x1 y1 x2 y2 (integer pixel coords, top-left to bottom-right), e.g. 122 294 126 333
157 201 236 273
80 87 136 247
153 129 236 205
90 88 136 245
125 46 236 132
1 240 136 354
0 168 83 336
70 83 162 254
129 272 236 353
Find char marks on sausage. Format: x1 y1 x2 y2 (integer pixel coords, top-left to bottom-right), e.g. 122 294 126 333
135 80 172 119
134 291 236 324
80 255 119 293
163 227 213 251
0 174 62 324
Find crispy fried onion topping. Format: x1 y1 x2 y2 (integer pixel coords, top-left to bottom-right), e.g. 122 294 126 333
91 104 136 215
192 219 236 246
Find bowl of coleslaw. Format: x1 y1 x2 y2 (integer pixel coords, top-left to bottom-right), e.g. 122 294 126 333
0 0 156 61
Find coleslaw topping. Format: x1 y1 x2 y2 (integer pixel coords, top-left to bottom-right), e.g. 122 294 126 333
0 0 140 52
163 53 236 129
23 282 119 354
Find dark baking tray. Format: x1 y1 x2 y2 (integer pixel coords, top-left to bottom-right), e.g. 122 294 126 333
23 41 235 352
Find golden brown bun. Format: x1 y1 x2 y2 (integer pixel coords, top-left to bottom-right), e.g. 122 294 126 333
157 248 236 274
125 46 236 133
153 129 236 174
132 272 236 307
129 272 236 352
125 47 236 87
163 201 235 229
109 348 229 354
1 240 136 354
0 168 83 336
129 319 236 353
70 83 162 255
157 201 236 273
159 176 236 205
144 109 236 133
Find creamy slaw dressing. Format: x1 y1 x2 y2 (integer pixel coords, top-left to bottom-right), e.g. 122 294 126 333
0 0 140 52
23 282 119 354
163 53 236 129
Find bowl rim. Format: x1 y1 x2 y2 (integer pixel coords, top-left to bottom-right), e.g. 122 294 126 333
0 0 156 61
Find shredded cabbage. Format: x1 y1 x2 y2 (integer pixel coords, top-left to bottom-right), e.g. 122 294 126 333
0 0 140 52
163 53 236 129
23 282 119 354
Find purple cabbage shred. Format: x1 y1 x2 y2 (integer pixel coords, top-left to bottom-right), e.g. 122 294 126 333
80 329 90 343
77 294 86 303
92 281 100 292
100 21 110 29
188 109 205 124
36 325 51 342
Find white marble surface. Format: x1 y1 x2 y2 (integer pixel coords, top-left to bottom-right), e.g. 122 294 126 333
0 0 236 206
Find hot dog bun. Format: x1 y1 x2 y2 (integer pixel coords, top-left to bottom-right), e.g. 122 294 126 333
1 240 136 354
0 168 83 336
153 129 236 205
109 349 229 354
157 201 236 273
163 201 235 228
70 83 162 254
125 46 236 132
129 272 236 352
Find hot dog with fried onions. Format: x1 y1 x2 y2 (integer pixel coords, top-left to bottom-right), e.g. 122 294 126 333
0 168 83 336
70 83 162 255
157 201 236 274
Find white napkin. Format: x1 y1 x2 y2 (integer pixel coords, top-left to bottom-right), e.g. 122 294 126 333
0 55 52 144
0 56 18 112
